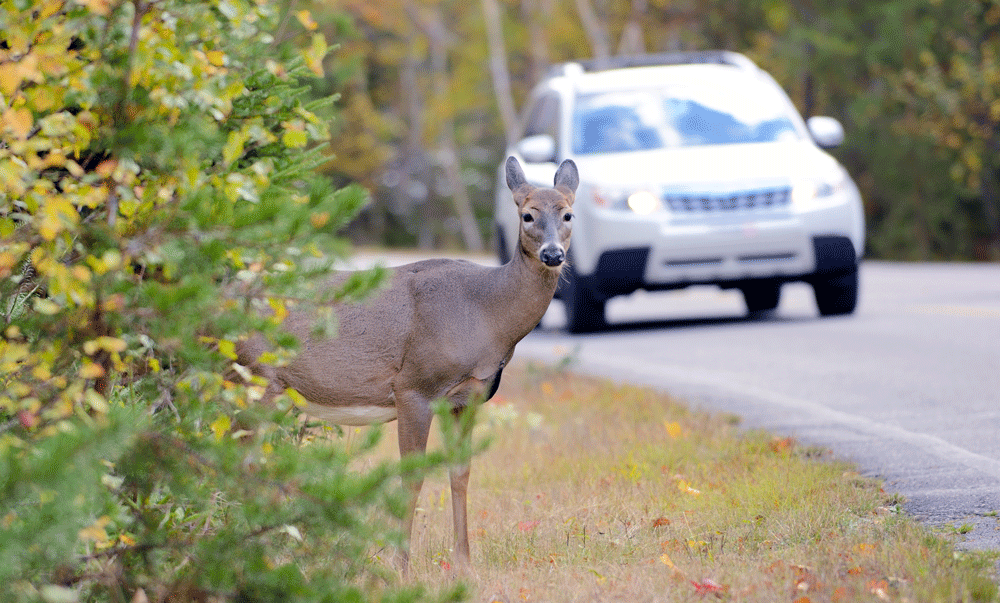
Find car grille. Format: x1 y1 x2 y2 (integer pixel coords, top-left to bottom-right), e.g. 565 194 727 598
665 187 791 213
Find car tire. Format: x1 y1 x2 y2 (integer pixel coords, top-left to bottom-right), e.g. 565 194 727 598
740 280 782 315
562 262 606 334
812 266 859 316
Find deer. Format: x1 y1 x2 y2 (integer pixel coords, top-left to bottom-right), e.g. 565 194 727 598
235 156 578 572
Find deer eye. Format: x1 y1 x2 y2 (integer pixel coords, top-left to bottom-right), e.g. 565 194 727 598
563 213 574 222
522 213 534 223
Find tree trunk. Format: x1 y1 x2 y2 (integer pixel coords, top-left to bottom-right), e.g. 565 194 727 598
574 0 609 63
482 0 520 146
617 0 646 55
418 5 485 252
523 0 552 84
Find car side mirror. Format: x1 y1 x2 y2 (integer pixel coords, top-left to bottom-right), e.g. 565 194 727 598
516 134 557 164
807 116 845 149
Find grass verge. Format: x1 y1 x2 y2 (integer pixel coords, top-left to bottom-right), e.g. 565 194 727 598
347 361 998 602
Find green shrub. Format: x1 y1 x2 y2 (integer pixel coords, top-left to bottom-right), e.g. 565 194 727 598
0 2 457 601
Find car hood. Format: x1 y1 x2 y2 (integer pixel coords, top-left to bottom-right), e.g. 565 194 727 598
570 141 843 192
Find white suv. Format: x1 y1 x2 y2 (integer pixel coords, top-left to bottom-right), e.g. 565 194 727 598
494 51 865 333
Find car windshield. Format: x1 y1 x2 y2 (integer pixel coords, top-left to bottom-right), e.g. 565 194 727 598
572 80 801 154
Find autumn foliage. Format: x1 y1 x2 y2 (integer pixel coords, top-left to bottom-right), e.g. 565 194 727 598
0 2 456 601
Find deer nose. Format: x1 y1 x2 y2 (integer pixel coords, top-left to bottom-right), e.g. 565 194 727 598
539 245 565 267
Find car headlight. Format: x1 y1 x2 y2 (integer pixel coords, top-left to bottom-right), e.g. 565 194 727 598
594 187 665 214
792 169 850 205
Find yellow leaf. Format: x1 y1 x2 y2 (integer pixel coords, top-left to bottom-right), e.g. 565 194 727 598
659 552 675 568
2 107 33 140
223 130 246 166
310 211 330 228
281 123 308 148
86 389 110 414
304 33 327 77
148 357 161 373
39 0 62 19
217 338 237 360
32 364 52 380
79 361 105 379
79 0 111 16
664 420 682 439
285 387 308 408
267 298 288 324
83 337 126 355
95 158 117 178
0 63 21 97
78 516 111 543
33 298 60 315
205 50 226 67
295 10 318 30
210 414 231 441
38 197 79 241
26 84 64 113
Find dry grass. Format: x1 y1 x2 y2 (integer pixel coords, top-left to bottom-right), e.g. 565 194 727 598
339 361 998 603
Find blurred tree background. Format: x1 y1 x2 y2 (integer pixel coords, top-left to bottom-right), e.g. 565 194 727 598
308 0 1000 260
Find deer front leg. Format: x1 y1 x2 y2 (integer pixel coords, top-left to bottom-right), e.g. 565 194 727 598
448 403 478 568
449 462 471 567
395 391 434 576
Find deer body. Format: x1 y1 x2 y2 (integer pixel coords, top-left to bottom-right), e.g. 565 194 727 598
236 157 578 570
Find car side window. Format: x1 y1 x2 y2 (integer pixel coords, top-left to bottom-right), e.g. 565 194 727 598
522 94 560 142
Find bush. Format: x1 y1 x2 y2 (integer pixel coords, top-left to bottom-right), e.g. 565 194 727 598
0 2 458 601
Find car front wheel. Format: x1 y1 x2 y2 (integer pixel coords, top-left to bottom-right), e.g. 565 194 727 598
740 280 782 315
812 266 859 316
561 263 606 334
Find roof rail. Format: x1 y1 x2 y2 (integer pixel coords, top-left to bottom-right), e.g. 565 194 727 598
548 50 758 77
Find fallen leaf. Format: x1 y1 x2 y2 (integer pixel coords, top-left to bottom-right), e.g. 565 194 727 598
691 578 726 597
517 520 539 532
868 579 890 601
770 436 795 454
652 516 671 528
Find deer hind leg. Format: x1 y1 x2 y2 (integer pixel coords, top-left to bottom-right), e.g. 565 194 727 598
394 391 434 575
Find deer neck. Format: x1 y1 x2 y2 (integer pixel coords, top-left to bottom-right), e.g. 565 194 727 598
490 246 562 341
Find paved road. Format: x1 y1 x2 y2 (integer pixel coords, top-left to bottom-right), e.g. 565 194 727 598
513 261 1000 554
354 253 1000 554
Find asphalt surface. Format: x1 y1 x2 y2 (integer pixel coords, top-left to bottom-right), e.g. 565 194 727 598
353 253 1000 558
514 261 1000 557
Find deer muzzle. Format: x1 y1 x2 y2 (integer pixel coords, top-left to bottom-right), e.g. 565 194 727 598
539 244 566 267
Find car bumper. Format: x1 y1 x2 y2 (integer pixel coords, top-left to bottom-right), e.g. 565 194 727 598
574 199 862 297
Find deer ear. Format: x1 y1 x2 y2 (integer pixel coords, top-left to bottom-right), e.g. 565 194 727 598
553 159 579 194
505 156 529 193
506 156 528 191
